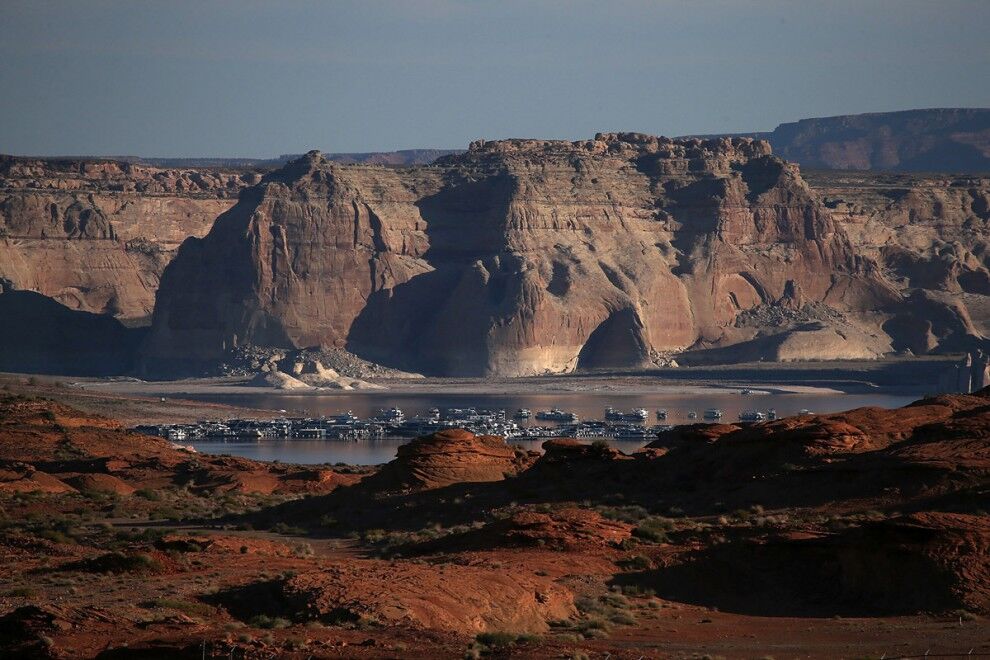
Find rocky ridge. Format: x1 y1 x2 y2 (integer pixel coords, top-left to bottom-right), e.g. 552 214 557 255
3 119 990 376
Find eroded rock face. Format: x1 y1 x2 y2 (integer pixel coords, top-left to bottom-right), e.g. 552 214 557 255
810 170 990 354
0 155 253 324
142 136 899 376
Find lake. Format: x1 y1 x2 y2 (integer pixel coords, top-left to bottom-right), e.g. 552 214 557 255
184 389 922 465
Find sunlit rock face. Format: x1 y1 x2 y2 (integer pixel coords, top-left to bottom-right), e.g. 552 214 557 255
141 135 899 376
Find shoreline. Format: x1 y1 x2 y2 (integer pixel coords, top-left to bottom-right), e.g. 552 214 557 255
77 375 854 398
2 362 937 427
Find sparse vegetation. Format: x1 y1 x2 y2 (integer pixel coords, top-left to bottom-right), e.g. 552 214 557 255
5 586 37 598
616 555 653 571
135 488 161 501
248 614 293 629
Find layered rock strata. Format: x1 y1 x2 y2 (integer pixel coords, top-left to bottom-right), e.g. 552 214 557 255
142 135 900 376
369 429 524 490
807 170 990 354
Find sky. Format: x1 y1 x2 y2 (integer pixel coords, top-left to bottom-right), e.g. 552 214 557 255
1 0 989 158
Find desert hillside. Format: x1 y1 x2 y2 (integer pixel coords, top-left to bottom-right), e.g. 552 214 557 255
0 388 987 657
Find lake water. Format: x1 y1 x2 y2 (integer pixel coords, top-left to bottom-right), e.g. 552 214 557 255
184 390 922 465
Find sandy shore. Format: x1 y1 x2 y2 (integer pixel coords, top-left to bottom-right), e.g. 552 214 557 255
74 374 847 398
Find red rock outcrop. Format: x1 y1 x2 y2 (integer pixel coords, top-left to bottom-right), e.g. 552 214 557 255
370 429 523 490
142 136 899 376
0 395 357 496
280 560 575 634
406 508 632 554
633 512 990 616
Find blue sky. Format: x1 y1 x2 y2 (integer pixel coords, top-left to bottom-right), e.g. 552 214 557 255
1 0 988 157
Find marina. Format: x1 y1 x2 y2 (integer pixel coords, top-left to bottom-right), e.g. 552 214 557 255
136 389 922 465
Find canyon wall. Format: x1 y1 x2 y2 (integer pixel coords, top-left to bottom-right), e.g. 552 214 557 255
4 128 990 377
807 170 990 354
140 136 902 376
0 155 256 324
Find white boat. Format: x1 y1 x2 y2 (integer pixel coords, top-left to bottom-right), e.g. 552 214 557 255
614 427 652 440
738 410 766 422
604 407 649 422
535 408 579 422
703 408 723 420
513 408 531 419
375 407 405 424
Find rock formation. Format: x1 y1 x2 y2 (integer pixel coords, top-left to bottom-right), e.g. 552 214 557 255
0 289 144 375
278 560 575 634
369 429 524 490
0 394 357 496
2 388 989 656
808 169 990 356
0 155 254 324
4 115 990 377
142 135 900 376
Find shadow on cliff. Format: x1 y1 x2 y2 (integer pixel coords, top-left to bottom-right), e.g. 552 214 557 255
346 174 516 375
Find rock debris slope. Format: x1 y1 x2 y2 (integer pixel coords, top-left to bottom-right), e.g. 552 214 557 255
142 135 901 376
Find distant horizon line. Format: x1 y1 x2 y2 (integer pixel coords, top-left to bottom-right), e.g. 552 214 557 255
3 106 987 162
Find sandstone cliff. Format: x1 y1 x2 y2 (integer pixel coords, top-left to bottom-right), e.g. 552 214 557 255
0 155 255 324
141 135 900 376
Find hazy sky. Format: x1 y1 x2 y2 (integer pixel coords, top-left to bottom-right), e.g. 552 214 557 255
2 0 988 157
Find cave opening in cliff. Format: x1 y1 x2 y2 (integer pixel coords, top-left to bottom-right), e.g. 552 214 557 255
577 308 650 370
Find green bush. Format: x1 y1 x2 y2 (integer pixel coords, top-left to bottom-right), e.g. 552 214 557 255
631 526 667 543
595 505 649 523
74 551 161 574
610 611 637 625
135 488 161 501
475 631 529 649
271 522 306 535
249 614 292 629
